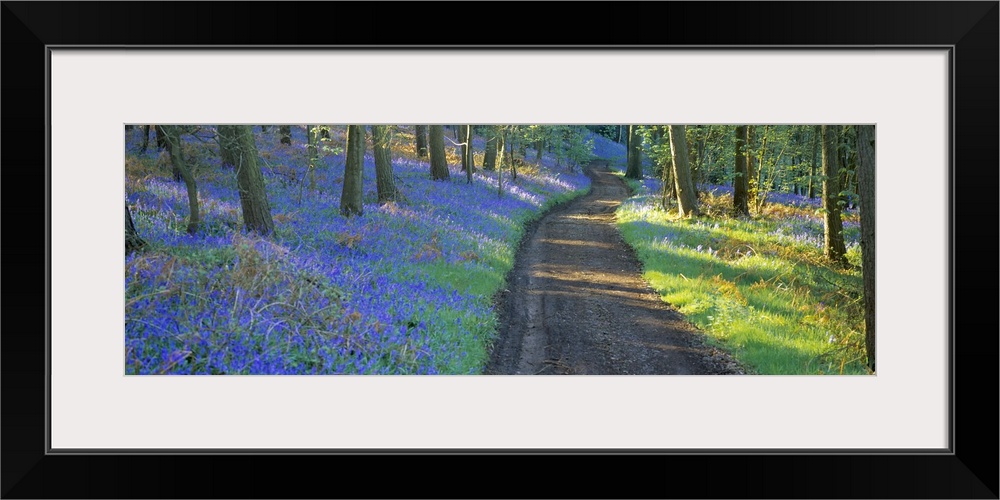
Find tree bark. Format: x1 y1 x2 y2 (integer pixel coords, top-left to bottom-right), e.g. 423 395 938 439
746 125 758 211
307 125 318 192
808 125 820 198
463 125 474 184
625 125 643 180
856 125 876 372
733 125 750 217
141 125 151 153
429 125 450 181
372 125 400 203
218 125 274 235
125 202 146 253
341 125 365 216
154 125 169 150
161 126 200 234
822 125 848 266
669 125 699 217
483 126 499 171
415 125 429 158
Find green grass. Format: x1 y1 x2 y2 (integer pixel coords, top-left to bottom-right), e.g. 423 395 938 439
615 184 869 375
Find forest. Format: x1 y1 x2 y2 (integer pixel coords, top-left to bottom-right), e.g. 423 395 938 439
124 124 875 375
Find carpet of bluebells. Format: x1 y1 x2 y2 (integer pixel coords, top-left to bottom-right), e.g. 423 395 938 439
125 126 590 375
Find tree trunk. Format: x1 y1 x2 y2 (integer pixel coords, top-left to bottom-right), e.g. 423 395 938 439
279 125 291 145
459 125 473 173
371 125 399 203
746 125 758 211
483 126 499 171
155 125 169 150
307 125 318 192
125 202 146 253
535 139 544 161
507 129 517 181
429 125 450 181
616 125 623 143
625 125 643 180
141 125 151 153
856 125 876 372
218 125 274 235
341 125 365 216
808 125 820 198
415 125 429 158
733 125 750 217
822 125 848 266
669 125 699 217
463 125 474 184
161 126 200 234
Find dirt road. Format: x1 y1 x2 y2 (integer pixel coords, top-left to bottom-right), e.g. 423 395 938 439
485 161 743 375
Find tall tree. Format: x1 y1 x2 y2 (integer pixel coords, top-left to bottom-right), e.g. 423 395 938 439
428 125 450 181
371 125 400 203
279 125 292 145
125 202 146 253
218 125 274 235
341 125 365 216
856 125 876 372
669 125 699 217
483 126 499 171
307 125 318 192
462 125 474 184
821 125 848 266
160 126 200 234
458 125 472 172
746 125 759 210
808 125 820 198
415 125 429 158
625 125 643 179
154 125 169 150
733 125 750 217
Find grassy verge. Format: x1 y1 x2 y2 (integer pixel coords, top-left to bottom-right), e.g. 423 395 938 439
613 172 869 375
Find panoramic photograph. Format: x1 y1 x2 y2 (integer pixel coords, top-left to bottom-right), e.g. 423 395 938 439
124 124 876 375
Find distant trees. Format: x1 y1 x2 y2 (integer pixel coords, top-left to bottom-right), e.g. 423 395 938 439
341 125 365 216
372 125 401 203
668 125 699 217
279 126 292 145
856 124 876 372
625 125 643 180
218 125 274 235
429 125 450 181
821 125 848 266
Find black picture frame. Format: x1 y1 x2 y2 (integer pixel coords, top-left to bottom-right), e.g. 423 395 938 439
3 2 996 498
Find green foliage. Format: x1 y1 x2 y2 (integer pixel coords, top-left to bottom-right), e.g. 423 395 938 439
615 186 869 375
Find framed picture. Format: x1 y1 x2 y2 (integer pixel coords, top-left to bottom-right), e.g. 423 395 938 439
5 2 996 498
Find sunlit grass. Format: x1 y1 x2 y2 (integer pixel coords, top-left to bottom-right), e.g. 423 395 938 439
613 167 869 375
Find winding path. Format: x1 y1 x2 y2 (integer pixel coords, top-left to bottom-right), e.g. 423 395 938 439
485 161 740 375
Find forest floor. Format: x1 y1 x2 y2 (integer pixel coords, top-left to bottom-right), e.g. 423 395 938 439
486 161 745 375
